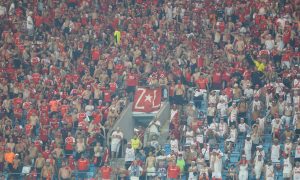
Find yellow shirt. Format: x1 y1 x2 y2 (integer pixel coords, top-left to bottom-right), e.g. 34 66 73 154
254 60 265 72
114 30 121 45
131 138 140 150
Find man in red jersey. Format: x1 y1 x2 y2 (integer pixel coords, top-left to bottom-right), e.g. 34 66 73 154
65 132 75 157
126 69 139 101
167 161 180 180
77 155 89 179
98 162 113 180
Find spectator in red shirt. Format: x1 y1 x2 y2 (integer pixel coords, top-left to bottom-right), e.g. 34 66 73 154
167 161 180 179
126 69 139 101
98 162 113 180
77 155 89 179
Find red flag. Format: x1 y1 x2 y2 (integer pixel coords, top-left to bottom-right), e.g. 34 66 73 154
132 87 162 113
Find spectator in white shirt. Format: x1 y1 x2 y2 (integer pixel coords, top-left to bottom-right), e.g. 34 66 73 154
26 11 34 32
125 142 135 169
265 34 275 50
111 127 124 158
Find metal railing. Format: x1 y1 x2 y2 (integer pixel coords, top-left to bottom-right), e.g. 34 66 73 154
0 167 287 180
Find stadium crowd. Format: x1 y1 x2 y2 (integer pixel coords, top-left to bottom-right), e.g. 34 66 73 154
0 0 300 179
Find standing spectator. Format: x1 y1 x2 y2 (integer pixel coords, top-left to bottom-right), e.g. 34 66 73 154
167 161 180 180
128 160 143 180
58 161 72 180
111 127 123 158
125 142 135 170
77 155 89 179
98 162 113 180
41 160 54 180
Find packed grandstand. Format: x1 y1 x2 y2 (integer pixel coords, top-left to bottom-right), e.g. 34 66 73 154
0 0 300 179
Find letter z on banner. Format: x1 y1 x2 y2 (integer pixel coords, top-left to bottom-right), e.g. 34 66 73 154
132 87 162 113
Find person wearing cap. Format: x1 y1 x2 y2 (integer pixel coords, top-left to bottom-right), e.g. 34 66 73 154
244 134 252 161
254 145 265 162
253 154 264 180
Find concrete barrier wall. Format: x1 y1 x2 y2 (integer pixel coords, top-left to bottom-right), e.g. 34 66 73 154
108 102 135 144
108 102 171 144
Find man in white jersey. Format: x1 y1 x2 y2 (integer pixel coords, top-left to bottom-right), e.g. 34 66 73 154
170 135 179 153
244 134 252 161
253 154 264 180
293 162 300 180
271 139 281 164
111 127 123 158
294 138 300 162
265 161 274 180
283 154 292 179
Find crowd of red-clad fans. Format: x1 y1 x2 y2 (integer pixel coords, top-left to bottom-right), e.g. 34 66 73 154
0 0 300 179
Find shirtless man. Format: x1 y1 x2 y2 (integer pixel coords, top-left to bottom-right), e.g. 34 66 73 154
28 142 38 161
58 161 72 180
75 137 86 160
35 153 45 176
174 80 185 109
146 152 156 179
281 102 293 127
52 145 64 160
41 160 54 180
15 139 26 156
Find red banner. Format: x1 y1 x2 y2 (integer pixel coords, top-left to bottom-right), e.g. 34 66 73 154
132 87 162 113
